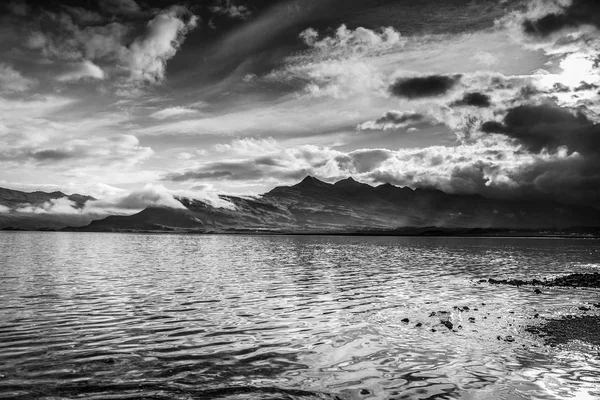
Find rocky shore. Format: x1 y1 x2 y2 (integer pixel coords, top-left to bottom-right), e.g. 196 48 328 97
486 272 600 348
487 272 600 288
526 315 600 347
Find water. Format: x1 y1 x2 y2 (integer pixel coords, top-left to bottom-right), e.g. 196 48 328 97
0 233 599 399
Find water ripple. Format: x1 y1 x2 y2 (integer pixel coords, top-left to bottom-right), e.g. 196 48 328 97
0 233 599 399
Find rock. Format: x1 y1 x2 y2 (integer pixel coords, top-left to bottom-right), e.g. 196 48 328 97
429 312 437 317
441 321 453 330
401 318 410 323
505 336 515 342
415 322 422 328
431 328 437 332
497 335 502 340
534 288 542 294
462 306 470 311
468 317 475 323
360 389 370 395
534 313 539 318
579 306 591 312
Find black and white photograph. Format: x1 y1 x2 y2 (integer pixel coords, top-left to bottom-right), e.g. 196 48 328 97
1 0 600 398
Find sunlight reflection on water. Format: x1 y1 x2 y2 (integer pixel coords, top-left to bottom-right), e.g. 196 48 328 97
0 233 599 399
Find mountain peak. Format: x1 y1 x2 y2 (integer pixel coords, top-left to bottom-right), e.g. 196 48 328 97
295 175 329 187
335 177 371 188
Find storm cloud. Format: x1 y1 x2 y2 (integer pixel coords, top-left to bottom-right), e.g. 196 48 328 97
522 0 600 37
389 75 461 99
451 92 491 108
481 103 600 155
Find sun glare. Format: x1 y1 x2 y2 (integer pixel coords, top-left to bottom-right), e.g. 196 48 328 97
539 53 598 89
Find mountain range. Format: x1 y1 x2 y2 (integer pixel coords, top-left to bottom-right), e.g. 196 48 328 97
2 176 598 234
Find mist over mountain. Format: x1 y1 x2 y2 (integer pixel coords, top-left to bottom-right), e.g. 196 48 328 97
0 187 98 230
53 176 600 234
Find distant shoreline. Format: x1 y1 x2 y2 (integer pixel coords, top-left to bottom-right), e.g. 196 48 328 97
2 227 600 239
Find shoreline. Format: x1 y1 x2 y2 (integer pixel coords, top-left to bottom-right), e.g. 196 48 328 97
2 227 600 239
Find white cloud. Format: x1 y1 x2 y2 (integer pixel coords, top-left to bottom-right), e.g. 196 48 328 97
0 64 36 92
56 60 105 82
88 183 186 211
214 137 280 155
268 24 403 99
0 205 10 213
150 106 200 119
123 8 198 85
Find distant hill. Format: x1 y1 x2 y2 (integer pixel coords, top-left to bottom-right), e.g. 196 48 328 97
0 187 94 209
0 187 97 230
70 176 600 234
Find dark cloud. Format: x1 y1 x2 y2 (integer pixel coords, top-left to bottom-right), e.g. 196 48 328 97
162 160 306 182
451 92 491 107
389 75 461 99
575 82 599 92
30 149 75 161
481 103 600 155
375 111 425 125
522 0 600 37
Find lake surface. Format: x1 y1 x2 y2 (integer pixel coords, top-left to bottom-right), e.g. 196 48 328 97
0 233 599 399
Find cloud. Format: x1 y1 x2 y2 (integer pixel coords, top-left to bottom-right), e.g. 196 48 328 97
86 183 235 212
481 103 600 155
56 60 105 82
89 184 186 211
214 137 280 155
7 0 28 17
123 8 198 86
26 31 48 50
210 0 252 20
357 111 433 131
451 92 492 108
150 107 200 119
160 132 600 207
13 198 86 215
0 205 10 213
0 64 36 92
521 0 600 37
267 24 403 99
389 75 462 99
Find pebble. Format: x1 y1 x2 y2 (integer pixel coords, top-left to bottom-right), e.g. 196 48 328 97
415 322 422 328
534 288 542 294
401 318 410 323
441 321 453 330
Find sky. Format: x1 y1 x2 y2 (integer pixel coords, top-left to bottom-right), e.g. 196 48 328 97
0 0 599 209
